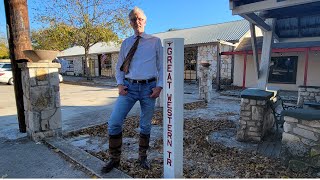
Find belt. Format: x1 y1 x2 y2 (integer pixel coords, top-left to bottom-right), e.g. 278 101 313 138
125 77 156 84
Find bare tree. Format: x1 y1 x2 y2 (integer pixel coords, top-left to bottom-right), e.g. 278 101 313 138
31 0 133 79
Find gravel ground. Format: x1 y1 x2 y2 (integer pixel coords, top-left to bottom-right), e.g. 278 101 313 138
65 101 316 178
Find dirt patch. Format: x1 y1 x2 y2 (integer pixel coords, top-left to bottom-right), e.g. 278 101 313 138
65 102 315 178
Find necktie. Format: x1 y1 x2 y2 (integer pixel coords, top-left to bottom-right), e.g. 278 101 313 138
120 36 141 74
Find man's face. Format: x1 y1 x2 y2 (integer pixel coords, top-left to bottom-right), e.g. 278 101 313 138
130 12 146 35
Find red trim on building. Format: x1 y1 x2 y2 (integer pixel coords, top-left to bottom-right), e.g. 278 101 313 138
243 53 247 88
304 48 310 86
221 47 320 87
221 47 320 55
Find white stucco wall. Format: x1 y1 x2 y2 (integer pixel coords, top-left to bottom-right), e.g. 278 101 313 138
233 51 320 91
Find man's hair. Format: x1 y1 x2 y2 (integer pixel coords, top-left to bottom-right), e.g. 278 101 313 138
129 6 147 20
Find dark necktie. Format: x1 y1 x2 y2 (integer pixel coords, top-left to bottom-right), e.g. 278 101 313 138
120 36 141 74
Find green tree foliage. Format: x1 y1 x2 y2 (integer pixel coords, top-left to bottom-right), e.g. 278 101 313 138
31 23 75 51
0 34 9 59
0 43 9 59
31 0 133 79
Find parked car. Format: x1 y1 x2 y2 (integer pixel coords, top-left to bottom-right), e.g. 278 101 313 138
0 62 63 85
0 63 13 85
59 74 63 82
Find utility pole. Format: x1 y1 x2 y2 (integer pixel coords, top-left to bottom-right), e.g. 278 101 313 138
4 0 32 132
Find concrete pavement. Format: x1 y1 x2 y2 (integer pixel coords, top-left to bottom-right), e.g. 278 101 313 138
0 137 90 178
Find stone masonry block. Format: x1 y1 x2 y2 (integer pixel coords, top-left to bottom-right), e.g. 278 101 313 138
241 111 251 117
41 109 57 120
48 108 62 130
252 106 263 121
282 132 301 143
236 130 245 141
37 80 48 86
283 122 293 133
250 99 257 105
284 116 299 123
248 131 261 137
256 100 266 105
241 98 250 104
293 127 318 141
241 116 251 121
249 127 259 132
41 119 49 131
27 111 41 131
301 120 320 128
239 120 247 125
249 136 261 142
297 124 320 134
240 104 251 111
55 92 61 107
247 121 256 126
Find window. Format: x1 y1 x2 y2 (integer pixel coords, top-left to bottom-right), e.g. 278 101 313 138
268 56 298 84
66 60 74 72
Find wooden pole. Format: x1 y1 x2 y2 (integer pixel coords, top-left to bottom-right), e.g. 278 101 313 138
4 0 32 133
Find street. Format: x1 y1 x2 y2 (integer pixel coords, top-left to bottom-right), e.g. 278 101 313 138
0 83 141 139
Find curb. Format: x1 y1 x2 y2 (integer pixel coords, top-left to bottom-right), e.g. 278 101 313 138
45 138 131 178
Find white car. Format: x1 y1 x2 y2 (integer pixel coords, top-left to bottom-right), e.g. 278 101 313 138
0 63 13 85
0 62 63 85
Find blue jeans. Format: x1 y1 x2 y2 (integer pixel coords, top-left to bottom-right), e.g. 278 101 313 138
108 79 157 135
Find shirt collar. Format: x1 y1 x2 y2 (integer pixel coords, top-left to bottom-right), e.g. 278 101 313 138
133 32 153 39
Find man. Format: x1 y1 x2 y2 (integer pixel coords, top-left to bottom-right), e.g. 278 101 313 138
101 7 163 173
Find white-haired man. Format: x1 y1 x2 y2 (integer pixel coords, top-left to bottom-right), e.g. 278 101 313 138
101 6 163 173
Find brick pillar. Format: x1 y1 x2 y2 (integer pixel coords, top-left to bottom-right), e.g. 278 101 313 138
199 62 212 103
237 89 274 142
19 62 62 141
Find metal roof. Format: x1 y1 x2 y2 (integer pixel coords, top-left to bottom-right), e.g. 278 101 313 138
58 42 120 57
153 20 249 45
58 20 250 57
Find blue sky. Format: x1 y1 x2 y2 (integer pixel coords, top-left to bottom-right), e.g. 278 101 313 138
0 0 242 37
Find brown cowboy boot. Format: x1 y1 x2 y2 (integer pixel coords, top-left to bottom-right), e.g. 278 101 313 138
101 133 122 173
139 133 151 170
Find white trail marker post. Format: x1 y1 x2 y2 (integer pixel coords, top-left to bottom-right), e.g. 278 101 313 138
163 38 184 178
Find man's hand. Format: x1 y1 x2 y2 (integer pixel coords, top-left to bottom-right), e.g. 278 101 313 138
118 85 128 96
150 87 162 98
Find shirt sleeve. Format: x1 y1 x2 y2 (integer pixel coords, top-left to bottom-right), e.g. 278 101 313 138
115 41 126 85
156 38 163 87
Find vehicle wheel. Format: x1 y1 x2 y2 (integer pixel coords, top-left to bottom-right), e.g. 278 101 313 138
8 78 14 85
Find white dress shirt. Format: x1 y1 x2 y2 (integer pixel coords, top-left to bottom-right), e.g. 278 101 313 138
116 32 163 87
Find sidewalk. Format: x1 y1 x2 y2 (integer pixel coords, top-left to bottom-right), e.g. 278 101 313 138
0 137 89 178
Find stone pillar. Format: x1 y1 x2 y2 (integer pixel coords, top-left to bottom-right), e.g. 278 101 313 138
297 86 320 106
20 62 62 141
281 109 320 173
237 89 274 142
199 62 212 103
